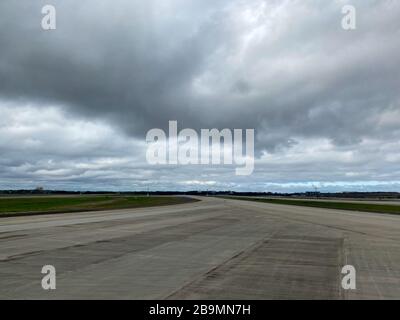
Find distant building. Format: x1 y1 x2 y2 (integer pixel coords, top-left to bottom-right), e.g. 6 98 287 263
305 191 321 197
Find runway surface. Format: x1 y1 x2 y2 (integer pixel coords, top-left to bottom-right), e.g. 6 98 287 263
1 196 400 299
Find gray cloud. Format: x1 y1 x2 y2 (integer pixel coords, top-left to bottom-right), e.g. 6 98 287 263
1 0 400 191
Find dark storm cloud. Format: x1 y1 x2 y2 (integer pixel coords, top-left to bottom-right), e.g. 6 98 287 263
0 0 235 134
0 0 398 148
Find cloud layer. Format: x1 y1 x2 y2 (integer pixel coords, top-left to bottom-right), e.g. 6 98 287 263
1 0 400 191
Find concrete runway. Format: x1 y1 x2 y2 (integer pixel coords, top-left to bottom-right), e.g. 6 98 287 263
1 196 400 299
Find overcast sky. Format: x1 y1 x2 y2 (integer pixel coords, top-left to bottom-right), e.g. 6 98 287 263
1 0 400 192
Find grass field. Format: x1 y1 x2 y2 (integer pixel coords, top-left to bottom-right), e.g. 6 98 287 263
227 197 400 215
0 195 197 217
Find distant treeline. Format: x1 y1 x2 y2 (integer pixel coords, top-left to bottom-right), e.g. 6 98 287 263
0 189 400 199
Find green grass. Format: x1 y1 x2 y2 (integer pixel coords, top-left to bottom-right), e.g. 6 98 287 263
226 197 400 215
0 195 197 217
